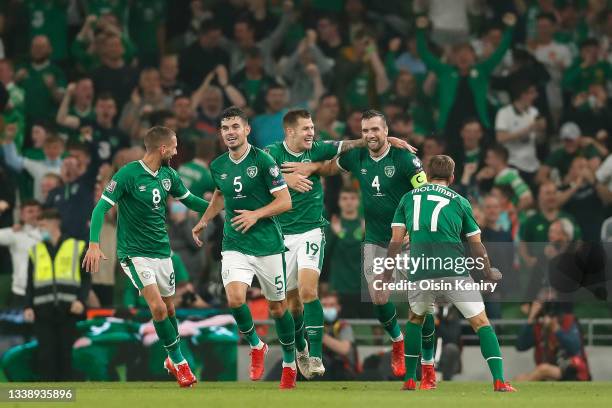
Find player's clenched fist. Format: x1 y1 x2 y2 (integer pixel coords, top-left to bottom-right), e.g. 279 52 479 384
82 242 108 273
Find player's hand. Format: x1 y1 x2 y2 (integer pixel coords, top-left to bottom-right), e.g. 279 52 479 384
191 219 208 247
231 210 260 233
388 136 418 153
82 243 108 273
23 308 35 322
70 300 85 315
486 267 503 281
284 173 313 192
281 161 319 177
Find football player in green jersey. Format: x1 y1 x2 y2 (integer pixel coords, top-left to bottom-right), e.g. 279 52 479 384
281 110 436 380
83 126 209 388
267 109 402 379
387 155 516 392
191 107 298 389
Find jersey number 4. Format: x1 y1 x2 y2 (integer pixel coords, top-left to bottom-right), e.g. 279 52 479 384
413 195 449 232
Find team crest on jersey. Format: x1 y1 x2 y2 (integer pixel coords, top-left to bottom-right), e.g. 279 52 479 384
161 179 171 191
413 157 422 168
269 166 280 177
384 165 395 177
105 180 116 193
247 166 258 178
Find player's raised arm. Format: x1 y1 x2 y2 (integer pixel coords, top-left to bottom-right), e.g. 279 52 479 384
232 184 292 234
192 188 225 247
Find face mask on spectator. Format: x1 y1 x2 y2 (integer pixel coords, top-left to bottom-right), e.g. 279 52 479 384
170 202 187 215
40 229 51 242
323 307 338 323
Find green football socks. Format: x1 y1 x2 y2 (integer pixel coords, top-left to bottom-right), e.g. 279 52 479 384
231 304 262 348
292 310 307 352
421 313 435 364
153 317 184 364
404 321 422 381
478 325 505 382
274 310 296 363
374 302 403 341
304 299 324 358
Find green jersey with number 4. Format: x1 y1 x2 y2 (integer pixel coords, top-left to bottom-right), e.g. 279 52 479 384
266 140 341 234
392 183 481 280
211 145 286 256
101 160 193 259
337 145 427 245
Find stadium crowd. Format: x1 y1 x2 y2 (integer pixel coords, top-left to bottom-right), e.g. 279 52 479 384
0 0 610 381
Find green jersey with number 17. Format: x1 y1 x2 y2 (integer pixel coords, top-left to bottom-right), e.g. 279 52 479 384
265 140 342 234
101 160 194 259
392 183 481 280
210 145 287 256
337 145 427 246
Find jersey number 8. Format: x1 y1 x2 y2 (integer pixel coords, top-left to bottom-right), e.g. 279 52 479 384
152 188 161 205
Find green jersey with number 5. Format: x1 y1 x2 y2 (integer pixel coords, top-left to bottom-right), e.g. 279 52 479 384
337 145 427 246
210 145 287 256
101 160 193 259
392 183 481 280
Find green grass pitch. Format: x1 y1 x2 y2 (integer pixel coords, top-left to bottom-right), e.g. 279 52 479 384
1 382 611 408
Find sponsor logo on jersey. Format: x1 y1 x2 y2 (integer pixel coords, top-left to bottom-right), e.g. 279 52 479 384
139 185 146 192
269 166 280 177
105 180 117 193
384 165 395 177
162 179 171 191
361 169 367 174
413 157 422 168
247 166 258 178
220 173 227 180
302 159 312 163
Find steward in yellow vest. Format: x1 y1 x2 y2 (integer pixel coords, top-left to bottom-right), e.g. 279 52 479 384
23 209 90 381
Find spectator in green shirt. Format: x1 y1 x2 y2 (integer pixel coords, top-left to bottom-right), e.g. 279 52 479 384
56 78 95 143
562 38 612 94
16 35 66 124
178 138 216 201
26 0 69 63
323 187 369 318
128 0 166 67
315 93 345 142
0 59 25 150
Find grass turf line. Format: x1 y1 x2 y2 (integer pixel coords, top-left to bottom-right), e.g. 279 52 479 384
1 381 610 408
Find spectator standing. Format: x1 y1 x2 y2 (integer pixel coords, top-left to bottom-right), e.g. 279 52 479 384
0 59 25 150
249 83 290 148
26 0 69 64
56 78 95 142
128 0 166 67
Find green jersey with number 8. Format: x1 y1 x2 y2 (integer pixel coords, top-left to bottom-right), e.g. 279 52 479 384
211 145 287 256
392 183 481 280
337 145 427 246
101 160 191 259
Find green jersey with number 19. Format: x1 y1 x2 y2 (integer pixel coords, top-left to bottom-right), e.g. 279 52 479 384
101 160 193 259
210 145 287 256
266 140 342 234
337 145 427 246
392 183 481 280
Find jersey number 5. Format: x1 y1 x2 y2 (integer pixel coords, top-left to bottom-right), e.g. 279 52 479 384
413 195 449 232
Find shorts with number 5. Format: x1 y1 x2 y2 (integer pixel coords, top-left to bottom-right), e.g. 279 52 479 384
120 257 175 297
221 251 286 301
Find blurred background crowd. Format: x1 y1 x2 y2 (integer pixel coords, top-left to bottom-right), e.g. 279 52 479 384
0 0 611 382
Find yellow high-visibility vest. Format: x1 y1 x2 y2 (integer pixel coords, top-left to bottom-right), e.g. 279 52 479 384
28 239 85 305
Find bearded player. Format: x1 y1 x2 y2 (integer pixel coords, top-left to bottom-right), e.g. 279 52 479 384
83 126 209 387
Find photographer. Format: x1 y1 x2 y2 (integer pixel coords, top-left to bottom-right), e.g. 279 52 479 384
515 301 590 382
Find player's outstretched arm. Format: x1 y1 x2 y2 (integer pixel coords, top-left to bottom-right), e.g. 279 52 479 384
192 189 225 247
282 159 340 177
231 187 292 234
467 234 502 281
82 199 111 273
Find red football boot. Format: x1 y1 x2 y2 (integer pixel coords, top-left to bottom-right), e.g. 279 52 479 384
249 343 269 381
419 364 437 390
279 366 297 389
494 379 517 392
164 357 177 379
391 340 406 377
402 378 416 391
